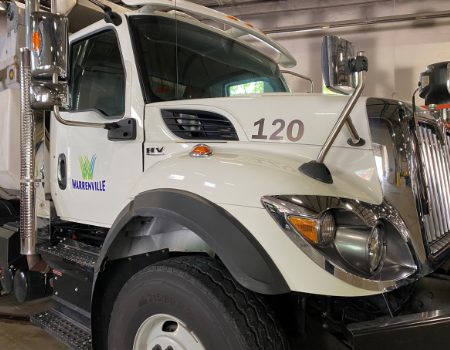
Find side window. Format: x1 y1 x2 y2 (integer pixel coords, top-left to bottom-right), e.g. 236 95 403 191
70 31 125 117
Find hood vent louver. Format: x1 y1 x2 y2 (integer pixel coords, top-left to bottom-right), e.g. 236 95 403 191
161 110 239 141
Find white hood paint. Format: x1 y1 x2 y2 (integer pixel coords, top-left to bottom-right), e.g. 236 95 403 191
139 94 381 207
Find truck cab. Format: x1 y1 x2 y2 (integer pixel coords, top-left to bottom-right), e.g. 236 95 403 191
2 1 450 350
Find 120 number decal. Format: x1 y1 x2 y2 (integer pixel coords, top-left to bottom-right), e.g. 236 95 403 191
252 118 304 142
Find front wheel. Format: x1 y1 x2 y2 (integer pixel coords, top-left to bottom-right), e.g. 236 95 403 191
108 256 289 350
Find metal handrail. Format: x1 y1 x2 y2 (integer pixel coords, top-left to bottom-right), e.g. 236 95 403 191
281 70 314 93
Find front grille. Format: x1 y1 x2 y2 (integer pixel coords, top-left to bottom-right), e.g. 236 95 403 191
161 110 238 141
418 123 450 254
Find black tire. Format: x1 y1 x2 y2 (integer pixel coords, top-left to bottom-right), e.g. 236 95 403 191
108 256 290 350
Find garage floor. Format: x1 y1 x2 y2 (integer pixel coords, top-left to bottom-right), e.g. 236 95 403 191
0 294 68 350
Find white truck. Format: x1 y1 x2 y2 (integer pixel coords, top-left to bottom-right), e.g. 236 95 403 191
1 0 450 349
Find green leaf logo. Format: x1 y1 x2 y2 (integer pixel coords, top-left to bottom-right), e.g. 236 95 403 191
78 155 97 180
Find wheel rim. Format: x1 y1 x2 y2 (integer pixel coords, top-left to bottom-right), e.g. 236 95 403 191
133 314 205 350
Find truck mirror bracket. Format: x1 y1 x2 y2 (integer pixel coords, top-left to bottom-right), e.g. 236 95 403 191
88 0 122 26
107 118 137 141
298 161 333 184
53 106 136 141
300 52 368 184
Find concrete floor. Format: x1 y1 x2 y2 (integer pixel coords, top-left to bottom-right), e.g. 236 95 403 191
0 294 68 350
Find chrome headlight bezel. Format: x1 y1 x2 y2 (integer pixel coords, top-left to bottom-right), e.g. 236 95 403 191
262 195 417 292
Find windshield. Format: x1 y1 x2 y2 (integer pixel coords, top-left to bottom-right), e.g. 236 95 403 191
129 15 289 103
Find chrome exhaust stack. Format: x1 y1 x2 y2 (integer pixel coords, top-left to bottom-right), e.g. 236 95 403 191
19 0 40 256
19 47 36 255
19 0 69 259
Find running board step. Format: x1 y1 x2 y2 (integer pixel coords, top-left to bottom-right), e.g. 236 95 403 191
37 238 100 273
31 308 92 350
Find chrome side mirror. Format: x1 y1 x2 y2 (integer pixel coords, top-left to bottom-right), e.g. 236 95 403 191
31 81 69 110
30 12 69 79
321 36 357 95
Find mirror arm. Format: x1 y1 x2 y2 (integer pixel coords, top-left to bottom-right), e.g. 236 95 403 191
345 116 363 146
316 69 366 163
299 51 368 184
281 70 314 93
53 105 118 130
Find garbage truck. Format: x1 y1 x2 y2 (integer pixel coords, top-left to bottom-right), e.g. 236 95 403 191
2 0 450 349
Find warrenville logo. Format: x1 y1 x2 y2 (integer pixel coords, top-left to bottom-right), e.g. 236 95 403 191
79 155 97 180
72 154 106 192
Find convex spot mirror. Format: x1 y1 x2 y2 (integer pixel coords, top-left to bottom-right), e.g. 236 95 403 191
30 81 69 110
418 61 450 106
30 12 69 79
321 36 357 95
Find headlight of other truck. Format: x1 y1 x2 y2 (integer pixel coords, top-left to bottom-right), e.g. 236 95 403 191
262 195 416 290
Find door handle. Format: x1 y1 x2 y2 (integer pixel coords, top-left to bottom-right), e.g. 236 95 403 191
58 153 67 190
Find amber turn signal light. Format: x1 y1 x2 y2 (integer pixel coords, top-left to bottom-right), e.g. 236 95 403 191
289 217 318 243
190 144 213 157
32 31 40 52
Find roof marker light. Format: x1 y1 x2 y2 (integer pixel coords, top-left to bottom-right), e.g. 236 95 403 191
227 15 239 22
244 22 254 28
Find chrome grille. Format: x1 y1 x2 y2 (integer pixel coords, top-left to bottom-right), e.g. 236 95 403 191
418 123 450 254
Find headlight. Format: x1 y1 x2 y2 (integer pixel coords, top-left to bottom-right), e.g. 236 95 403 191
319 212 336 245
335 223 386 275
262 195 417 291
288 211 336 246
369 225 384 273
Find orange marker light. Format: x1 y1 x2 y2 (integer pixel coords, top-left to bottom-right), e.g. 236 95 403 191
190 144 213 157
244 22 254 28
289 217 318 243
32 31 40 52
227 15 239 22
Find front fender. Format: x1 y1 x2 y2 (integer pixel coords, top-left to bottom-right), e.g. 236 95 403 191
132 144 383 208
94 189 290 295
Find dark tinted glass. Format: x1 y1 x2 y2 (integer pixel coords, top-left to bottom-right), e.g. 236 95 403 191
70 31 125 117
130 16 288 103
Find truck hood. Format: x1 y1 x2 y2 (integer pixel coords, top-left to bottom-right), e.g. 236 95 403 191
143 94 382 207
148 93 373 150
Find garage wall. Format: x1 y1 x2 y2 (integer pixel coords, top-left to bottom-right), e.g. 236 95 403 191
202 0 450 105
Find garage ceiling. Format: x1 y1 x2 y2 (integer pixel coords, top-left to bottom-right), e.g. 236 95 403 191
187 0 279 7
108 0 279 8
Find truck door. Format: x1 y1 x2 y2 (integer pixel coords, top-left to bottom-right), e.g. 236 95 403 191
51 28 143 227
